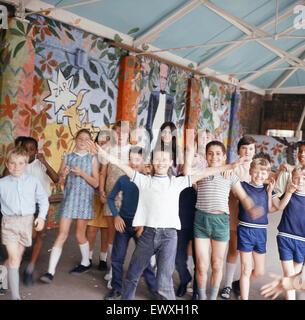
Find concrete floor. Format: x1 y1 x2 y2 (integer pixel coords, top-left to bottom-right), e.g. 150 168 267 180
0 210 288 300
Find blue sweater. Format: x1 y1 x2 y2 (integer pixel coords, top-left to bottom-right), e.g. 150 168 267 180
107 175 139 220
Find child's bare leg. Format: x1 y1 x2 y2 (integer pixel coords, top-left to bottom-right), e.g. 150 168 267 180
227 230 239 264
75 219 90 267
195 238 210 300
86 225 99 252
250 252 265 282
281 260 296 300
6 243 25 300
240 251 253 300
210 239 228 299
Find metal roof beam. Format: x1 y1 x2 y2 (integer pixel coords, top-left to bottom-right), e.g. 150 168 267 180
133 0 201 48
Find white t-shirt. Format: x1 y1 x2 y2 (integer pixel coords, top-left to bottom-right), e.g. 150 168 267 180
26 159 51 197
131 172 191 230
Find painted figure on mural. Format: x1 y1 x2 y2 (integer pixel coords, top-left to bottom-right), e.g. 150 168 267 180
211 96 228 141
145 63 175 149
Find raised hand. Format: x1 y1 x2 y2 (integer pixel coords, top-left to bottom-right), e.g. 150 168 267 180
267 177 275 194
287 182 297 194
232 155 251 169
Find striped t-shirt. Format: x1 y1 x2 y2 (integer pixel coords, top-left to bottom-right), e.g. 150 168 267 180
196 173 239 214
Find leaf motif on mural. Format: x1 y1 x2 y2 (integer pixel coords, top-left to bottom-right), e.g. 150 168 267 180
0 94 18 119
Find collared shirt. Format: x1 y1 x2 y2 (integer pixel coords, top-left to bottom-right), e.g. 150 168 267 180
0 172 49 220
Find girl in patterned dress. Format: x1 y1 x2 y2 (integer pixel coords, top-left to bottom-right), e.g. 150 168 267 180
99 121 130 286
40 129 99 283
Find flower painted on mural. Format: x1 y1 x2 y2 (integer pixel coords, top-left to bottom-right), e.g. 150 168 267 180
82 37 98 55
33 20 52 41
56 125 69 150
39 52 57 74
257 141 270 153
0 142 14 168
19 103 37 127
33 75 44 98
39 133 52 157
270 143 284 156
0 94 18 119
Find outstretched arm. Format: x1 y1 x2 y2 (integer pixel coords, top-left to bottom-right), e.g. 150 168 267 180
87 140 135 179
267 177 280 213
277 183 296 211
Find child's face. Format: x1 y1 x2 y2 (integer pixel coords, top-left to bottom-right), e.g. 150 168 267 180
24 141 37 163
239 143 256 159
129 153 143 171
292 171 305 192
206 145 226 167
75 132 91 152
161 126 172 145
6 155 28 177
97 134 110 147
250 166 269 186
152 151 172 175
298 145 305 166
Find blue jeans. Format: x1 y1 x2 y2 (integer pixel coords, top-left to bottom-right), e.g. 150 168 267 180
121 227 177 300
111 219 156 293
175 228 193 285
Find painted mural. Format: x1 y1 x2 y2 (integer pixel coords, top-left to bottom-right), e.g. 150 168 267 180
0 14 245 227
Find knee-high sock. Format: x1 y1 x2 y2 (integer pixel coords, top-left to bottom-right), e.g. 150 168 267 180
198 286 207 300
224 262 237 288
48 247 62 276
79 241 90 267
209 285 219 300
8 267 20 300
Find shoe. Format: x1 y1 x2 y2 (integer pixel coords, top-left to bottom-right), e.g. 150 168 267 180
220 286 231 299
232 280 241 297
192 292 199 300
23 271 34 286
176 283 188 297
40 273 54 284
0 287 6 295
107 279 112 289
69 264 91 275
98 260 107 271
104 270 112 281
89 259 92 267
104 288 121 300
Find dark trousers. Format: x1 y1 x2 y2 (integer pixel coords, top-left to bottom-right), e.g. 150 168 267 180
111 219 156 293
175 228 193 285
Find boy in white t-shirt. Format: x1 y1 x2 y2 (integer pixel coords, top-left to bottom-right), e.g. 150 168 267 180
87 140 252 300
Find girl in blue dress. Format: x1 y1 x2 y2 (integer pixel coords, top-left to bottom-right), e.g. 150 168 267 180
40 129 99 283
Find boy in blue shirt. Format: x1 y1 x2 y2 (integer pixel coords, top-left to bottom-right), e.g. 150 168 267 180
104 147 157 300
237 158 279 300
0 147 49 299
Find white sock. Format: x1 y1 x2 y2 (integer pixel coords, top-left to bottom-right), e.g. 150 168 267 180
89 251 93 260
8 267 20 300
209 285 219 300
187 255 194 272
48 247 62 276
108 244 113 258
100 252 107 262
79 241 90 267
198 286 207 300
224 262 237 288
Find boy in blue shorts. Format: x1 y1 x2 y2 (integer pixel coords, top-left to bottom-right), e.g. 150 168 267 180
276 165 305 300
237 158 279 300
104 147 157 300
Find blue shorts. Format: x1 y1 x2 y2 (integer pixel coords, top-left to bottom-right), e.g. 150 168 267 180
277 235 305 263
237 225 267 254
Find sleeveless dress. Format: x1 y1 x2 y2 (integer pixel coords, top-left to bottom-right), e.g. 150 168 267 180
61 152 95 219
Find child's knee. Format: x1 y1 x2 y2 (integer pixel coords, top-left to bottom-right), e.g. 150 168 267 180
241 263 252 278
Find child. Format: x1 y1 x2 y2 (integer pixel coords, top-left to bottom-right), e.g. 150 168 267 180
220 135 256 299
19 137 59 286
87 138 252 300
104 147 157 300
237 158 279 300
40 129 99 283
193 141 263 300
275 166 305 300
0 147 49 299
86 130 110 271
99 121 131 286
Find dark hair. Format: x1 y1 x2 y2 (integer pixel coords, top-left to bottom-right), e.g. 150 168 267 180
297 141 305 149
129 146 143 156
22 137 38 150
14 136 28 147
75 128 92 139
95 130 111 143
155 121 178 167
253 152 272 163
237 135 256 153
206 140 226 155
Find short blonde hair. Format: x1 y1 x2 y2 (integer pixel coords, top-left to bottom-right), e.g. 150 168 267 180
250 158 271 172
6 146 29 163
292 165 305 177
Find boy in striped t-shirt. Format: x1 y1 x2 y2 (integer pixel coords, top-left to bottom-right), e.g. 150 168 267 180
193 141 263 300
